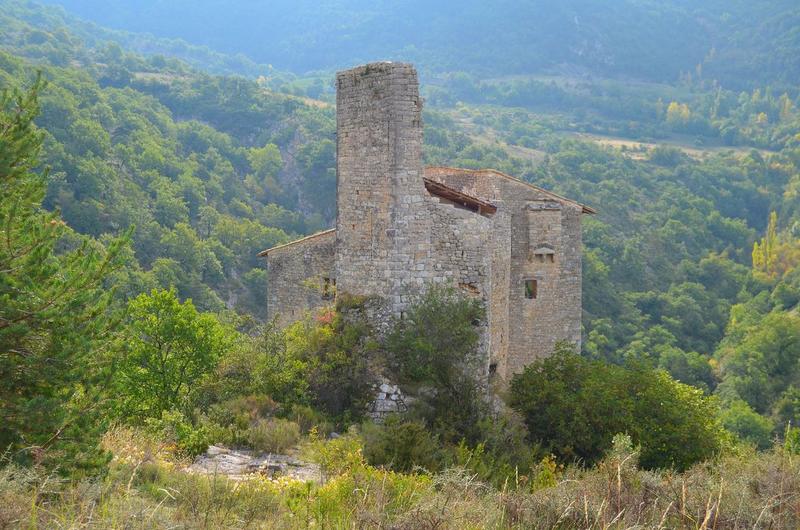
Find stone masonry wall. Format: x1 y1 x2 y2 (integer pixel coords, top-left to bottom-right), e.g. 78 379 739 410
334 62 430 318
424 168 583 382
426 197 495 380
423 168 512 382
505 187 582 378
265 230 336 328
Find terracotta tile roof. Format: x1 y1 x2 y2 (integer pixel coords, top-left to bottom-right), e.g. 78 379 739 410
423 177 498 215
424 166 597 214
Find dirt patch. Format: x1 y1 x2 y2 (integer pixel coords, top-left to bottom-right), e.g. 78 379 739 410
574 132 775 160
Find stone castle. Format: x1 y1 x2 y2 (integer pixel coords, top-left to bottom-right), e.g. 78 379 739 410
259 62 594 383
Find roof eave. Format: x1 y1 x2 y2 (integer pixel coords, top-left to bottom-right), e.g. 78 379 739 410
256 228 336 257
424 166 597 215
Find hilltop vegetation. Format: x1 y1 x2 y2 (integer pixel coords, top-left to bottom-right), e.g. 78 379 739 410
3 0 800 527
1 0 292 79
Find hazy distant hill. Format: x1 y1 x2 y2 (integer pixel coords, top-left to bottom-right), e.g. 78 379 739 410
41 0 800 89
1 0 282 78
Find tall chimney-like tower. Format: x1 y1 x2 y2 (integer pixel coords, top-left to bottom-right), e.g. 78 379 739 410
334 62 429 310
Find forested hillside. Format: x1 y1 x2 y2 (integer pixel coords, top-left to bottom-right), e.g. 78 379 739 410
41 0 800 90
0 2 344 315
0 0 290 78
3 1 800 527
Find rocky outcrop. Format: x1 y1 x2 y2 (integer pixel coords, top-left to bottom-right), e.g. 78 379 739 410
187 445 320 482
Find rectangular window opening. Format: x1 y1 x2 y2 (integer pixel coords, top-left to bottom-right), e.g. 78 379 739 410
322 277 335 300
524 279 538 299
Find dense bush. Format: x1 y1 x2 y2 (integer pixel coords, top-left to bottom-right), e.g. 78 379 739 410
182 304 376 445
146 409 213 457
113 288 234 421
281 306 376 421
362 416 442 473
509 343 726 470
386 286 487 444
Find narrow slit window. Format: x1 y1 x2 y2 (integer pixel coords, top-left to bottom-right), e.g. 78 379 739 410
524 279 538 299
322 277 335 300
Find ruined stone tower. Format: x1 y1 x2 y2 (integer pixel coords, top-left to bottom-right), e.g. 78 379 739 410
260 62 594 383
334 63 430 315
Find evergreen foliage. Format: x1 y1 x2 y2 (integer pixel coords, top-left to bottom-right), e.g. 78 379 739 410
0 76 128 474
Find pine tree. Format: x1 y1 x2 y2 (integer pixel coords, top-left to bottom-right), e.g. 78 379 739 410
0 75 129 475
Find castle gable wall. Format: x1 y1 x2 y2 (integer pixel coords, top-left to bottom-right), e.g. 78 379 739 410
265 230 336 328
424 166 583 380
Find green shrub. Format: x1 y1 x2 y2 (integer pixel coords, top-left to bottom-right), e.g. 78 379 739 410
250 310 376 423
287 403 334 436
510 344 725 470
362 416 442 472
206 394 280 433
245 418 301 453
114 289 234 421
284 308 376 421
387 286 484 384
472 410 540 485
385 286 487 444
306 429 365 479
230 394 281 420
648 145 687 167
146 409 212 457
719 399 774 449
786 426 800 454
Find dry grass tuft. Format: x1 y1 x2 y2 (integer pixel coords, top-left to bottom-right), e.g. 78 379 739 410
2 430 799 529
